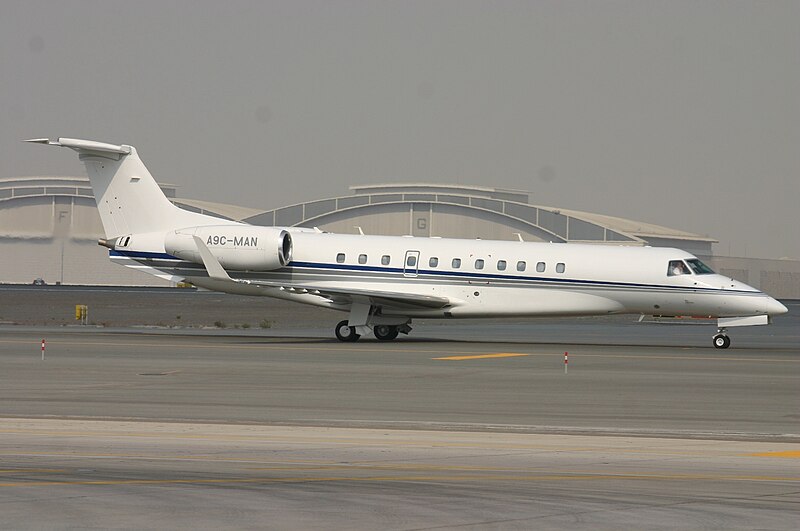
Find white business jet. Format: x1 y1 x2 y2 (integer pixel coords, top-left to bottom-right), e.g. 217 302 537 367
27 138 787 348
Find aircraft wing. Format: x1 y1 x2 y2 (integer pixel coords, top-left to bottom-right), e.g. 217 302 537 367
191 236 452 310
280 285 452 309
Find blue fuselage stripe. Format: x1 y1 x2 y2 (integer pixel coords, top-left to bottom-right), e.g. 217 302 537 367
111 250 179 260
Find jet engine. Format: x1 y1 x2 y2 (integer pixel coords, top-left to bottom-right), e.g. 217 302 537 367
164 225 292 270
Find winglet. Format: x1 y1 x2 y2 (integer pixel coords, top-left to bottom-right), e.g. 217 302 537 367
192 236 234 282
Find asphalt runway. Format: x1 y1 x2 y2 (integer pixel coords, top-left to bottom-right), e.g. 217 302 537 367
0 294 797 528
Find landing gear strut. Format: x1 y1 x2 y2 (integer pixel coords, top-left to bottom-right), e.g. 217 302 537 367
712 329 731 349
335 320 360 342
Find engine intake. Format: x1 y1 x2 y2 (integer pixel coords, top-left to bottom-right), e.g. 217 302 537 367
165 225 292 271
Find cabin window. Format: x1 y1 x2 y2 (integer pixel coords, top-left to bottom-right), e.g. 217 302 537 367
686 259 714 275
406 255 417 267
381 255 390 265
556 262 565 273
497 260 507 271
516 261 526 272
429 257 439 267
475 259 484 270
336 253 345 263
536 262 546 273
668 260 691 276
358 254 367 264
452 258 462 269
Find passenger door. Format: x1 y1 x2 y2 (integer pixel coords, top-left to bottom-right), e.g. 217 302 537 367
404 250 420 277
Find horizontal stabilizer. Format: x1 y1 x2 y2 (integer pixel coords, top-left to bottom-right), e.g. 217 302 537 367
25 137 131 155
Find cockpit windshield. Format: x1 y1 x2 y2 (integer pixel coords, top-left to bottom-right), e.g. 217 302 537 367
668 259 715 276
686 258 714 275
667 260 690 276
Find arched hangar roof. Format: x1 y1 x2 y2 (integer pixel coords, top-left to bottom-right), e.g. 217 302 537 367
0 176 259 222
0 176 177 202
1 178 715 250
234 183 716 247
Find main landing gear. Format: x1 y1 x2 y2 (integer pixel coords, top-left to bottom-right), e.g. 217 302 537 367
335 320 361 342
373 324 400 341
334 320 405 342
712 328 731 349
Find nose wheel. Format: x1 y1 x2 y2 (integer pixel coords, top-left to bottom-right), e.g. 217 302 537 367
712 332 730 349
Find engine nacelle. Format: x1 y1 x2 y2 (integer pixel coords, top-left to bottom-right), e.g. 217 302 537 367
165 225 292 271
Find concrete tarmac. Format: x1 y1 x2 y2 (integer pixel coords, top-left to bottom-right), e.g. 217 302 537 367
1 419 798 530
1 328 798 437
0 293 797 529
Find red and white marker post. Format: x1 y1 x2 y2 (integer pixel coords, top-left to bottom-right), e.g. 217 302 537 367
41 339 46 361
564 351 568 374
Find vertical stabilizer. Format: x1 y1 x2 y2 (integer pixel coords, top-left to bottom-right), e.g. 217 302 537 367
26 138 236 238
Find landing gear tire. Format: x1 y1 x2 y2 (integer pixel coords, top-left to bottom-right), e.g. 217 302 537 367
713 334 730 349
335 320 360 342
373 325 399 341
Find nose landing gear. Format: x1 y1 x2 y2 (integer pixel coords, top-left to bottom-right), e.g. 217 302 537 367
712 328 730 349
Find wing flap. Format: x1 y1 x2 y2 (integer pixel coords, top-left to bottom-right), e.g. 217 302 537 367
310 286 451 309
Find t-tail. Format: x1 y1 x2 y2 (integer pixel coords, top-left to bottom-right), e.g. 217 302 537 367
24 137 239 241
26 137 292 283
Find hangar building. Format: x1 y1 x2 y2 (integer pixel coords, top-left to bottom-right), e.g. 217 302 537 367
240 183 715 256
1 177 797 297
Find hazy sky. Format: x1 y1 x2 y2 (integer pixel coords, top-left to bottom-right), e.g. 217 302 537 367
3 1 798 259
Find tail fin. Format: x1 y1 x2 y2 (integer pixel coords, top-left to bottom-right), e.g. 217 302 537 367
25 137 234 238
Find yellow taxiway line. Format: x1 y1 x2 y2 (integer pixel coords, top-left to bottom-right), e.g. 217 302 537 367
433 353 530 360
750 451 800 458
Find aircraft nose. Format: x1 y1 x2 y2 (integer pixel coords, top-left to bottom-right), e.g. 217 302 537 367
766 297 788 316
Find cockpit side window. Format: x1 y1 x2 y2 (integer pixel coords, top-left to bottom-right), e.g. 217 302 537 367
667 260 690 276
686 259 714 275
